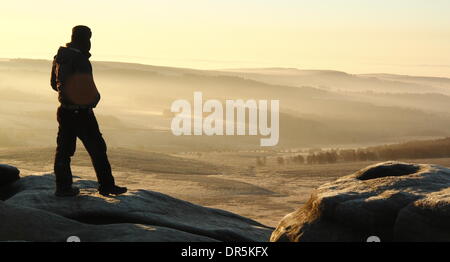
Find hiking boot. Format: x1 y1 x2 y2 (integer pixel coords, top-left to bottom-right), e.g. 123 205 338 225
55 186 80 197
99 185 127 196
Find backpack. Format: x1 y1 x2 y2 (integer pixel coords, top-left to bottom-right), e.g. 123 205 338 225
51 48 100 107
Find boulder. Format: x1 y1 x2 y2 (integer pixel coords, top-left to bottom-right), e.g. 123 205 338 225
0 164 20 187
270 161 450 242
394 188 450 241
0 201 216 242
1 174 272 242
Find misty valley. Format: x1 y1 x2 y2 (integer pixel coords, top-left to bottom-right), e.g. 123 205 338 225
2 58 450 151
2 58 450 228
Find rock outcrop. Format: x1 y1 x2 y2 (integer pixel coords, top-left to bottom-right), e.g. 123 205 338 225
0 164 20 187
271 161 450 242
0 171 272 242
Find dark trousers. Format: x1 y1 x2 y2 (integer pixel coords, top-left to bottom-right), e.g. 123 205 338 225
54 106 115 189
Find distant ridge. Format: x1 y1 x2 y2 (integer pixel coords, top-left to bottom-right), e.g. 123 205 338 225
2 58 450 81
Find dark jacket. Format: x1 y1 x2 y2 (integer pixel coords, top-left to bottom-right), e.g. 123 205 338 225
51 46 99 107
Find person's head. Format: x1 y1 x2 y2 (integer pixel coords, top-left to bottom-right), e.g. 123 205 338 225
68 25 92 53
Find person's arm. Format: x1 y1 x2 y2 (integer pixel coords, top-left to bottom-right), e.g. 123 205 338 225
50 57 58 91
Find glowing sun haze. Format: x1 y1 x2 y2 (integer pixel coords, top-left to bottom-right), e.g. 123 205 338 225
1 0 450 77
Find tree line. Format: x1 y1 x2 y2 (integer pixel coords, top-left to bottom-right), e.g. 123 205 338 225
257 137 450 165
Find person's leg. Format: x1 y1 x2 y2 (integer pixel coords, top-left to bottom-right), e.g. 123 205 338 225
77 109 115 188
54 107 77 192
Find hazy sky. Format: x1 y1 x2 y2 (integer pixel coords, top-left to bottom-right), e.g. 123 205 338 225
1 0 450 77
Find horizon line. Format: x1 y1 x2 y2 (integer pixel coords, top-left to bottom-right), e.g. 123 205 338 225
1 57 450 80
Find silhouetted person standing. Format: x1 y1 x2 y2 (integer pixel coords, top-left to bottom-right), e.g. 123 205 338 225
51 25 127 197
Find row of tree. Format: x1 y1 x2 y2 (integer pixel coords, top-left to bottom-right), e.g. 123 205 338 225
309 137 450 164
305 149 379 164
257 137 450 165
